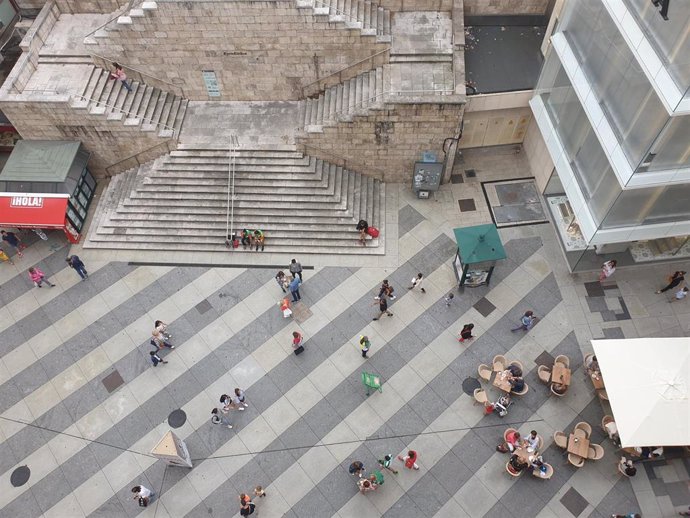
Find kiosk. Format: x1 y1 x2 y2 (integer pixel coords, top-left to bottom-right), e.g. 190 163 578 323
452 224 506 287
0 141 96 243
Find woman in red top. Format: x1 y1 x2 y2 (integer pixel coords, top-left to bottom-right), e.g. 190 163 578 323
292 331 303 349
398 450 420 470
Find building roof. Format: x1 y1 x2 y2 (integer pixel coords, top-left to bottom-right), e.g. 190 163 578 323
0 141 82 183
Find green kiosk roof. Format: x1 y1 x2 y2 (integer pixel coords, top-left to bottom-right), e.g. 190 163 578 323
453 224 507 264
0 141 82 183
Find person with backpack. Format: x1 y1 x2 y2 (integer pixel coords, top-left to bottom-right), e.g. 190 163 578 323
239 494 255 516
131 485 153 507
378 454 398 474
211 408 232 428
359 335 371 358
458 323 474 342
376 280 396 300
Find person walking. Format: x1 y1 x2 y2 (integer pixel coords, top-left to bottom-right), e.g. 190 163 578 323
378 454 398 474
398 450 420 470
28 267 55 287
408 273 426 293
65 255 88 280
376 280 396 300
444 293 454 306
211 408 232 428
458 323 474 342
1 230 25 256
292 331 304 354
289 258 303 281
110 63 133 92
289 275 301 302
151 328 174 349
239 494 255 516
149 351 168 367
372 297 393 321
656 271 686 294
220 394 235 413
233 388 249 409
154 320 172 340
131 485 154 507
511 310 538 332
599 260 616 282
253 486 266 498
671 286 689 302
275 271 288 293
348 460 365 477
0 248 14 265
359 335 371 358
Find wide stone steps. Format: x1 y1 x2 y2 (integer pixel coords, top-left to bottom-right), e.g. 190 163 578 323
84 148 385 255
299 66 385 133
295 0 391 42
69 66 188 138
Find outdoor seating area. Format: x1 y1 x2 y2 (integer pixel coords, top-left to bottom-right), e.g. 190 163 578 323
553 421 606 468
500 428 552 479
477 355 529 399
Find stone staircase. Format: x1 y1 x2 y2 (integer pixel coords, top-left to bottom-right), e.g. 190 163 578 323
295 0 391 42
69 65 188 138
84 147 386 254
299 66 386 133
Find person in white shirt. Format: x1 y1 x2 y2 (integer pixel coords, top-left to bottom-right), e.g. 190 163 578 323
524 430 540 451
232 388 249 409
131 485 153 505
408 273 426 293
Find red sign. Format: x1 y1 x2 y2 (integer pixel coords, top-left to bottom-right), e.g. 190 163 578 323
0 194 69 228
9 195 44 208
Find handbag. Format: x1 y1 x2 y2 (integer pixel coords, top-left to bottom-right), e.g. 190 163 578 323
294 345 304 355
240 502 255 516
138 497 148 507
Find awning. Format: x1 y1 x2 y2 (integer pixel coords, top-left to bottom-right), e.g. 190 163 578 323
453 224 507 264
0 193 69 229
591 338 690 448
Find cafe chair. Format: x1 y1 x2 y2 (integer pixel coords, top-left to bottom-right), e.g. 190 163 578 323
587 444 605 460
492 354 507 372
478 364 492 381
550 384 567 397
583 352 595 371
554 355 570 369
598 389 609 401
601 415 615 436
505 461 522 477
531 462 553 480
617 461 632 478
509 360 524 372
537 365 552 384
511 383 529 396
568 453 585 468
536 435 544 451
473 388 489 406
503 428 518 442
574 422 592 438
553 431 568 449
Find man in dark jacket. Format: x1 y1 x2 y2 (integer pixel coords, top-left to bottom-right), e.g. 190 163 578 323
66 255 88 280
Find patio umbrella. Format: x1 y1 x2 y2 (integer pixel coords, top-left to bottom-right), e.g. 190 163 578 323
453 224 507 264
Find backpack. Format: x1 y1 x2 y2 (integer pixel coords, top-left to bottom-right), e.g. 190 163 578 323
366 226 380 238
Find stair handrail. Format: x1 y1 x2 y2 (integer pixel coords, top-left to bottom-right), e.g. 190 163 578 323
88 52 186 98
298 143 385 181
314 87 456 124
105 139 175 177
82 0 142 42
312 0 377 29
71 90 176 133
302 47 390 98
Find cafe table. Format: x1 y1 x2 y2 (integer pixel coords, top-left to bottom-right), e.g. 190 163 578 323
551 363 571 386
567 433 590 458
589 371 605 390
493 370 512 392
513 444 537 464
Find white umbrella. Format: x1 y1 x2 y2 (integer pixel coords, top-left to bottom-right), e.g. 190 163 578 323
591 338 690 448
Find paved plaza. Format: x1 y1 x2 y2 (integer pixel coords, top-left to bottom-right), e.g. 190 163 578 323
1 170 690 517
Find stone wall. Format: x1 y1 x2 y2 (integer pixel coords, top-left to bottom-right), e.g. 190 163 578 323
90 0 390 101
523 115 553 192
463 0 551 15
0 99 172 177
298 102 463 183
374 0 452 12
459 107 531 148
14 0 49 11
54 0 127 14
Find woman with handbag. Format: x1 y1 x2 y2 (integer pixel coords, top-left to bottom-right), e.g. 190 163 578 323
292 331 304 355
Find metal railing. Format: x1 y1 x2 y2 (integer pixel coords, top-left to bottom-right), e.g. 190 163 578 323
89 53 186 98
302 47 390 98
313 0 377 30
105 139 176 177
82 0 141 42
298 143 386 181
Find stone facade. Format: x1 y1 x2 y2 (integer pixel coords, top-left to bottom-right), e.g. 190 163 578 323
89 0 390 101
299 102 463 183
374 0 452 12
0 99 173 177
54 0 126 14
464 0 551 15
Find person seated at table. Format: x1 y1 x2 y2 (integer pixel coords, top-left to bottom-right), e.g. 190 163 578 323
508 453 528 474
524 430 540 451
509 376 525 392
528 454 544 471
619 457 637 477
585 355 600 374
551 381 567 395
504 430 521 452
507 364 523 377
640 446 663 459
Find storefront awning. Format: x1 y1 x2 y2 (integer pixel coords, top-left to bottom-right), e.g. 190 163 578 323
0 193 69 229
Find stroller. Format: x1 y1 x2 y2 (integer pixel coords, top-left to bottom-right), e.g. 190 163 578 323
492 394 512 417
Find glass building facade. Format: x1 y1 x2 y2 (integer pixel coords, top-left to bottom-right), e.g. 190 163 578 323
529 0 690 270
